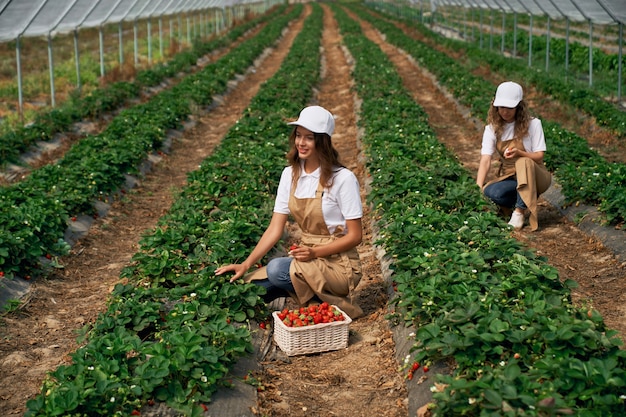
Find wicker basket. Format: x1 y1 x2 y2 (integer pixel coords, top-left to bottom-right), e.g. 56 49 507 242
272 306 352 356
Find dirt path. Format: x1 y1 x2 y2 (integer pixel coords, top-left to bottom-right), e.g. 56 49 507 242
0 9 305 416
254 5 408 416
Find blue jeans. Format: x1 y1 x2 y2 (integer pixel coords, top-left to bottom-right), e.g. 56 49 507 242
483 178 527 210
254 257 295 302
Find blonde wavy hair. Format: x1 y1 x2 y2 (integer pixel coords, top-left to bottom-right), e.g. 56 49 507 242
487 99 532 142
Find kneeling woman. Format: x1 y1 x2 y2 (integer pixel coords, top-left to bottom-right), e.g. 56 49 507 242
215 106 364 319
476 81 552 231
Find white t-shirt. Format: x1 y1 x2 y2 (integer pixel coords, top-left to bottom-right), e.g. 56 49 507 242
273 164 363 235
481 118 547 156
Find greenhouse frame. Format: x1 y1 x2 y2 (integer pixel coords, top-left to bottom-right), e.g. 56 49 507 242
386 0 626 99
1 0 625 113
0 0 274 114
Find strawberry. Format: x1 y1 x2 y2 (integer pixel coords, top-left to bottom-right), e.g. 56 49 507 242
411 362 420 372
289 244 299 251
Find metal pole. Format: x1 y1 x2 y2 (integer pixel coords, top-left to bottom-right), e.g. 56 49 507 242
489 9 494 50
619 22 623 101
479 8 483 48
513 12 517 57
589 19 593 87
528 14 533 67
99 26 105 77
545 16 550 72
566 19 570 72
501 12 505 53
47 34 56 107
74 29 81 91
186 14 191 44
119 22 124 64
178 15 183 45
147 19 153 65
159 17 163 60
134 20 138 67
170 17 174 47
16 36 24 120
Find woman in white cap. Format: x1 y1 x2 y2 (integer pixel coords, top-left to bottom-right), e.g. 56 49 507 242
476 81 551 231
215 106 364 318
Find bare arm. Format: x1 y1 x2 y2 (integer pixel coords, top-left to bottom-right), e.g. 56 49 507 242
291 218 362 261
215 212 288 282
476 154 492 190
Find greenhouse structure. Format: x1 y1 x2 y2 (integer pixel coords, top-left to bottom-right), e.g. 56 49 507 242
0 0 277 114
0 0 625 113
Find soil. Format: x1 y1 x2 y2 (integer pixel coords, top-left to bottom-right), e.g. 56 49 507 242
1 4 625 417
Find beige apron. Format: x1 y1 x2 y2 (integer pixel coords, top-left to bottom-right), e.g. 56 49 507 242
244 178 363 319
484 137 551 231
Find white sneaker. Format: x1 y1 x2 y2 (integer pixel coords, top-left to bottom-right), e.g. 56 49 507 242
508 210 525 230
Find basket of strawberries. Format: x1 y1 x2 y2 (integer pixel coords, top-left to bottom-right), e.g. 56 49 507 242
272 302 352 356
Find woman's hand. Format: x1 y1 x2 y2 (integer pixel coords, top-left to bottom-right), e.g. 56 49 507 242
215 264 247 283
289 245 316 262
504 147 518 158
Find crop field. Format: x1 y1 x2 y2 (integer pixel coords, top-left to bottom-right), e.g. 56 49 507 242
1 2 625 417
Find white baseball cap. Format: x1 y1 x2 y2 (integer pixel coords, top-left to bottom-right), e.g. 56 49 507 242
288 105 335 137
493 81 523 108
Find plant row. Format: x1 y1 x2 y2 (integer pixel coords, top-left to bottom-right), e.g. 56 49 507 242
24 3 324 416
359 3 626 226
0 7 283 168
0 5 298 285
333 3 626 416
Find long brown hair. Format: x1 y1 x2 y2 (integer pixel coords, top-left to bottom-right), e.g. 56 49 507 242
487 99 532 142
286 127 343 188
